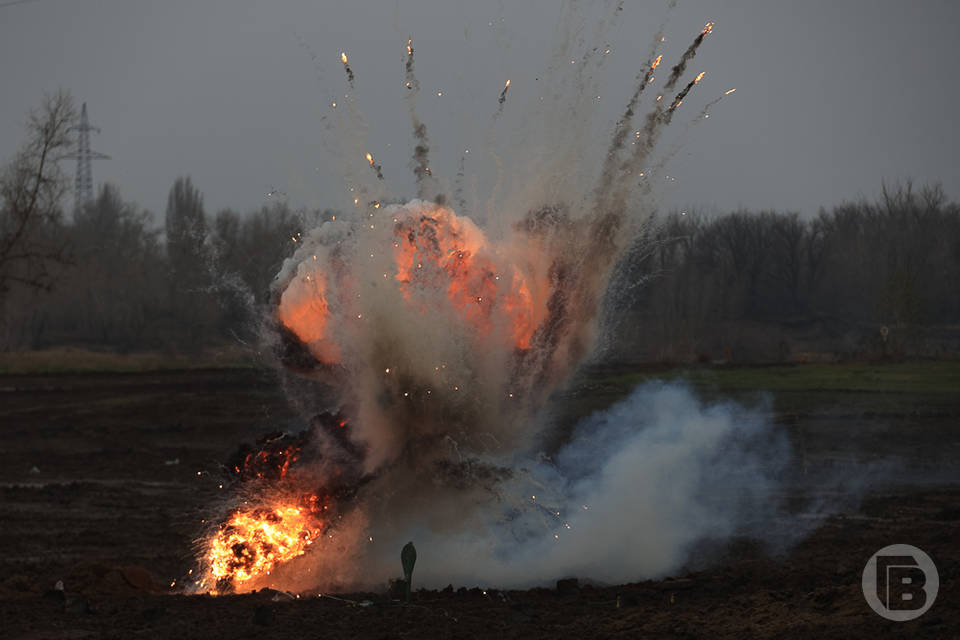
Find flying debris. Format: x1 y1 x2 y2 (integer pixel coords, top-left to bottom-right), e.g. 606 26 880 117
664 22 714 90
365 152 384 181
404 37 437 200
666 71 706 119
499 79 511 106
341 51 355 86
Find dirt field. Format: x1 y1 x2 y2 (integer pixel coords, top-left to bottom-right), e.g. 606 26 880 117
1 366 957 639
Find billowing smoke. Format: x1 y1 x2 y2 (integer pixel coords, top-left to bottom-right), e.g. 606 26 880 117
258 383 793 591
362 382 790 588
194 6 784 595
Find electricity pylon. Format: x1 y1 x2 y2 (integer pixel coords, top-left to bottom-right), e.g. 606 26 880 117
70 102 110 215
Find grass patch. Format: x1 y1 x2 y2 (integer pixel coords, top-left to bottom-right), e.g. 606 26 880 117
598 361 960 395
0 346 263 375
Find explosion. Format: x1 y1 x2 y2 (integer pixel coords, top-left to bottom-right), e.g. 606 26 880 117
205 498 324 592
195 9 735 594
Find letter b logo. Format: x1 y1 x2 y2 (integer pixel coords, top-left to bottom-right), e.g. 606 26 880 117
863 544 938 621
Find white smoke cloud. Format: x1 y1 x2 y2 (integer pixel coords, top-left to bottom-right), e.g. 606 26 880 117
325 381 791 589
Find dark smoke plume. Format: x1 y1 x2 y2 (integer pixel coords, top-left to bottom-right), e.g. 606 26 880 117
663 22 712 91
404 39 438 200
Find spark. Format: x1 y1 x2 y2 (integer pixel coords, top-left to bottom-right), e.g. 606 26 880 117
651 55 662 70
725 88 737 95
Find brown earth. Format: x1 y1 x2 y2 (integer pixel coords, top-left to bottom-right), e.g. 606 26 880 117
0 369 956 639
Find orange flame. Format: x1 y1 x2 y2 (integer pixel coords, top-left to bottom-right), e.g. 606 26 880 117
695 71 706 84
275 205 549 361
651 55 662 70
276 268 340 364
205 499 323 591
340 52 348 64
365 152 374 166
702 22 714 36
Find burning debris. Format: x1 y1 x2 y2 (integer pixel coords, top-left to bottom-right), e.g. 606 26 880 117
340 51 355 87
205 497 325 591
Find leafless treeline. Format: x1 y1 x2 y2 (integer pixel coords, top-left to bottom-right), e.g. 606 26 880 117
2 96 958 359
604 182 960 363
0 177 329 352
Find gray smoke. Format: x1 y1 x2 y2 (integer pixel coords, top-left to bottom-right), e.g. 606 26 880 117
281 382 795 589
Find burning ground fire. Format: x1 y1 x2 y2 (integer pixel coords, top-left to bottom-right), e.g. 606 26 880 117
206 500 323 589
193 11 735 594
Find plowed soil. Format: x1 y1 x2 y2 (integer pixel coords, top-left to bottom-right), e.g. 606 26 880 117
1 368 956 639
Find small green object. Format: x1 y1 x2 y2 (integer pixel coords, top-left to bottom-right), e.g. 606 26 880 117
401 541 416 601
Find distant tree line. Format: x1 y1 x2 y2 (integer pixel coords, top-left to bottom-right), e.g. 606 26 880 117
2 94 959 360
604 182 960 362
1 174 325 351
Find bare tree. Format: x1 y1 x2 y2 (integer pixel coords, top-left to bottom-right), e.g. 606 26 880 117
0 90 76 296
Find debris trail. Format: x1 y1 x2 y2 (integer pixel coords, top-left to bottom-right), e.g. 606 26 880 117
595 49 663 204
498 79 511 106
341 51 356 87
698 87 737 119
404 39 436 199
664 71 705 123
663 22 713 91
454 154 467 213
365 152 384 181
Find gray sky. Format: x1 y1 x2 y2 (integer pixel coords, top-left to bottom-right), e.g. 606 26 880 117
2 0 958 220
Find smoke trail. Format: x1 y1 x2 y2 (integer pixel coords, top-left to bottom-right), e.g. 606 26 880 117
698 87 736 119
593 51 662 208
454 154 467 212
663 71 705 124
663 22 713 91
364 151 384 181
404 39 437 200
340 51 356 87
497 79 511 107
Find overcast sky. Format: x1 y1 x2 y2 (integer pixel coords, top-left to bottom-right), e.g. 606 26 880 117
2 0 958 221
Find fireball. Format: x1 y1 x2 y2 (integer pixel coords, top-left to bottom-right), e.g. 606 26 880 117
204 499 324 592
